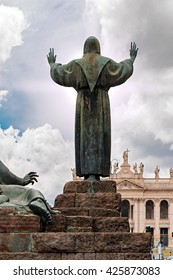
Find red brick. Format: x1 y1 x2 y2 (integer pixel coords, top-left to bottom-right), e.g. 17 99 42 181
66 216 93 232
75 233 95 252
32 233 76 253
75 193 121 209
94 232 151 253
46 214 66 232
63 180 116 193
93 217 130 232
55 207 89 216
54 194 75 208
89 208 120 217
0 214 40 233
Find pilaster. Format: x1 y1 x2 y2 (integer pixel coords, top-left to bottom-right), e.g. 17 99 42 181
134 198 139 232
139 199 145 232
169 198 173 247
154 198 160 245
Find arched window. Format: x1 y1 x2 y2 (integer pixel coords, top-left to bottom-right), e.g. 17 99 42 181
146 200 154 219
160 200 168 219
121 200 130 218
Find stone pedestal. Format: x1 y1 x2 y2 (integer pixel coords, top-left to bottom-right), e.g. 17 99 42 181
0 181 151 260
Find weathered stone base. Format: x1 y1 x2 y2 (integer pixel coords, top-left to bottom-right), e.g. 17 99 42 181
47 215 130 232
57 207 120 217
0 252 151 260
0 208 40 233
0 181 151 260
63 180 117 193
0 232 151 259
0 209 129 233
54 193 121 210
54 181 121 216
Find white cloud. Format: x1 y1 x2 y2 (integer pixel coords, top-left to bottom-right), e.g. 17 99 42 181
0 90 8 106
0 4 28 65
84 0 173 177
1 0 173 195
0 124 74 205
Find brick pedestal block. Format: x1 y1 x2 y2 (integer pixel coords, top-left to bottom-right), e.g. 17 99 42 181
0 252 151 260
33 232 151 255
54 181 121 219
54 207 120 217
0 232 151 260
0 208 40 233
55 193 121 211
0 233 32 252
0 180 151 260
46 216 129 233
63 180 116 193
93 217 129 232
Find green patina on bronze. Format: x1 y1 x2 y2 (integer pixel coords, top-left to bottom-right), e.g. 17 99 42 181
47 37 138 181
0 160 57 226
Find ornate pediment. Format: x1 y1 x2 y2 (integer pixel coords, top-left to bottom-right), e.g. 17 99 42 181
117 179 144 190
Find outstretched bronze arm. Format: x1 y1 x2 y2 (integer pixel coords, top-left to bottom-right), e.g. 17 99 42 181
0 160 39 186
130 42 139 62
47 48 56 65
22 172 39 186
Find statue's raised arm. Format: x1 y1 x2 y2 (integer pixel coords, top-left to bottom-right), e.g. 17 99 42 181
47 48 57 65
130 42 139 62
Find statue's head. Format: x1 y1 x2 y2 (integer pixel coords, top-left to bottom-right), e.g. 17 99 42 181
83 36 101 55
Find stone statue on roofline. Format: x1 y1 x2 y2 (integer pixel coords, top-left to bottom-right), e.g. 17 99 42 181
47 37 138 182
154 165 160 179
133 162 138 173
0 160 59 226
170 167 173 178
123 149 130 164
139 162 144 174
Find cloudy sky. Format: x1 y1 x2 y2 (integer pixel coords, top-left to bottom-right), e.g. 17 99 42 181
0 0 173 204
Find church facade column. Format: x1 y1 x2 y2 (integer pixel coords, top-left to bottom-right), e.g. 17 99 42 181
134 198 139 232
154 198 160 246
169 198 173 247
139 198 145 232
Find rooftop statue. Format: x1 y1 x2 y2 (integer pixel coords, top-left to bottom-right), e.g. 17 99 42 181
47 37 138 181
0 160 57 225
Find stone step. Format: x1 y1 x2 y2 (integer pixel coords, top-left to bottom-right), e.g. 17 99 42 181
0 180 151 260
63 180 116 193
47 216 130 233
54 193 121 210
0 232 151 254
0 208 129 233
0 252 151 260
0 208 40 233
56 207 120 217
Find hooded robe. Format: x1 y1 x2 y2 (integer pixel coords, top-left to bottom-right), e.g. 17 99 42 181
50 37 134 177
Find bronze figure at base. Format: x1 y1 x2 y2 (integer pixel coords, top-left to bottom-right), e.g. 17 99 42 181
0 160 59 226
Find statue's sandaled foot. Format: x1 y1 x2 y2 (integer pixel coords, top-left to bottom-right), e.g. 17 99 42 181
29 199 52 224
50 209 61 214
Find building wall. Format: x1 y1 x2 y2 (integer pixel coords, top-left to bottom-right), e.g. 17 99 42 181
110 151 173 248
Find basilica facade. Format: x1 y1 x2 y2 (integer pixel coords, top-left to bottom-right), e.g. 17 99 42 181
110 150 173 248
71 151 173 248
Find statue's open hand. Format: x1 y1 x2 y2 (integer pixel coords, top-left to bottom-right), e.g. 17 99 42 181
22 172 39 186
130 42 138 62
47 48 56 64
